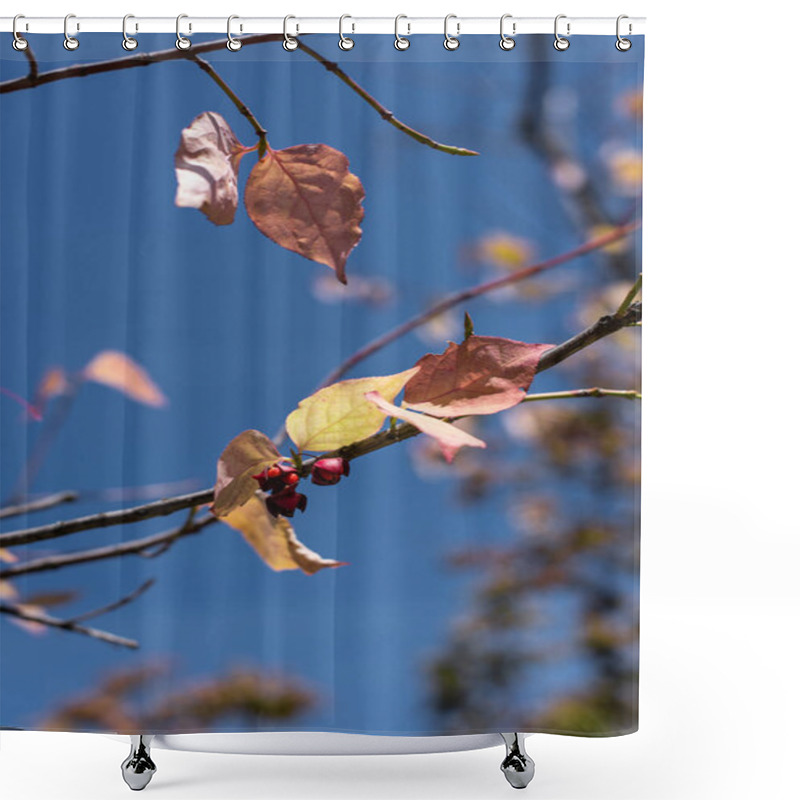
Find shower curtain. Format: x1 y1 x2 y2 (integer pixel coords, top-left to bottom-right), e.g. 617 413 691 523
0 31 643 739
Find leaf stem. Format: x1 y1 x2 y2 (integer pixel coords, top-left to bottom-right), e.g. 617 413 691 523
191 56 268 150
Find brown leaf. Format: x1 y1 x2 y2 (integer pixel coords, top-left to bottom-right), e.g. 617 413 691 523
221 495 345 575
82 351 167 407
212 430 282 517
404 336 553 417
364 392 486 463
175 111 244 225
244 144 365 284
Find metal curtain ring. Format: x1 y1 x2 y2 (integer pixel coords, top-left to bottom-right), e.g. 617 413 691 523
554 14 570 51
63 13 79 50
499 14 515 50
227 15 242 51
443 14 460 51
394 15 410 50
616 14 632 51
283 15 299 51
176 14 191 50
12 14 28 51
122 14 138 50
339 14 354 50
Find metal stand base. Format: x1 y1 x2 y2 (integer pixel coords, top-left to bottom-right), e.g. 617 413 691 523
500 733 535 789
121 735 157 791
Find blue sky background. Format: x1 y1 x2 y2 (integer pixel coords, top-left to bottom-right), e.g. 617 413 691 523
0 33 643 734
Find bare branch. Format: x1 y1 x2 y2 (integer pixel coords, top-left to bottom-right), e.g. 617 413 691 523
0 491 78 520
521 387 641 403
0 602 139 649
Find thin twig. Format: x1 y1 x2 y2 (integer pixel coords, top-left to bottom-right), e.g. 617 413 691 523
191 56 268 149
0 515 218 579
65 579 155 624
0 302 640 551
0 602 139 649
615 273 642 317
295 40 478 157
0 491 78 520
521 387 641 403
315 221 640 391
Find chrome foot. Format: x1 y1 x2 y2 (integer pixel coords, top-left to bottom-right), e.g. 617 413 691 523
500 733 535 789
121 735 157 791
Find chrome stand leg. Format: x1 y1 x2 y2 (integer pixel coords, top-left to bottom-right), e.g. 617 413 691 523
500 733 535 789
121 734 157 791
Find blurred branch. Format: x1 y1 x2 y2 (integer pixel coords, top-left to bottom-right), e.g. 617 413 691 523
315 221 640 392
0 491 78 520
0 601 139 649
0 515 217 576
295 40 478 157
65 578 155 624
0 302 640 551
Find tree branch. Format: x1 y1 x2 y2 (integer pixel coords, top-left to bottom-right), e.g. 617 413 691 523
0 302 639 551
0 601 140 649
0 491 78 520
0 515 217 580
295 40 478 157
1 34 475 159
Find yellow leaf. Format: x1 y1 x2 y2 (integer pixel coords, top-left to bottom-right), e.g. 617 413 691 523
83 351 167 407
212 429 282 517
221 495 345 575
0 579 19 599
285 368 418 452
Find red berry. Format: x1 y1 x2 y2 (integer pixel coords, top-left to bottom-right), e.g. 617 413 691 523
267 465 281 479
285 472 299 485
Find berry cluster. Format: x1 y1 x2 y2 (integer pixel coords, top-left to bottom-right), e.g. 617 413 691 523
252 457 350 518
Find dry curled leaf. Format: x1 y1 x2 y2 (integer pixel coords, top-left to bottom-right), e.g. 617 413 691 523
212 430 282 517
244 144 365 284
82 351 167 408
175 111 244 226
285 369 418 452
364 392 486 463
404 336 552 417
221 495 345 575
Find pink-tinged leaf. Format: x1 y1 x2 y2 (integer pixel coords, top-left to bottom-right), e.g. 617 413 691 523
0 548 18 564
175 111 244 225
0 579 18 600
403 335 553 417
82 351 167 408
212 430 282 517
364 391 486 463
221 495 346 575
9 604 47 636
244 144 365 284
